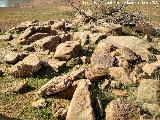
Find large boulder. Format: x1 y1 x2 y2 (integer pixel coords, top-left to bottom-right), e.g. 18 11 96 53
136 79 160 104
105 98 140 120
31 36 61 52
142 60 160 77
54 41 81 61
9 54 42 77
66 79 95 120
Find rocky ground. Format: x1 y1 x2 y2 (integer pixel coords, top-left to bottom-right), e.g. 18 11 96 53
0 11 160 120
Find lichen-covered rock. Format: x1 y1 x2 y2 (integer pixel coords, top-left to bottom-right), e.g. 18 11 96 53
105 98 140 120
142 60 160 77
54 41 81 61
9 54 42 77
136 79 160 104
31 35 61 52
66 79 95 120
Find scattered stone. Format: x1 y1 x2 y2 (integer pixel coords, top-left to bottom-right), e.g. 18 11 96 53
105 98 140 120
136 79 160 104
112 89 128 97
142 60 160 77
31 98 47 108
54 108 68 119
51 20 65 30
66 79 95 120
31 35 61 52
54 41 81 61
16 27 36 44
0 34 13 41
38 68 85 96
25 33 49 45
85 65 109 81
9 54 42 77
60 33 71 43
4 81 27 93
4 52 20 64
48 59 66 72
89 33 107 44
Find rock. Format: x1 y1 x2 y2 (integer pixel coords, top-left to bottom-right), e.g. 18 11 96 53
85 65 109 81
67 57 82 66
101 36 150 61
0 69 3 76
31 36 61 52
9 54 42 77
142 60 160 77
38 75 73 96
136 79 160 104
66 79 95 120
38 68 85 96
24 33 49 45
3 81 27 93
31 98 47 108
54 41 81 61
60 33 71 43
112 89 128 97
109 67 132 84
142 103 160 116
16 27 36 44
51 20 65 30
100 80 110 91
89 33 107 44
110 80 122 89
0 34 13 41
48 59 66 72
54 108 67 120
73 32 90 46
105 98 140 120
4 52 20 64
80 56 90 64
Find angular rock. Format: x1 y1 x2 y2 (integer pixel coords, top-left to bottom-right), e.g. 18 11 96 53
0 34 13 41
66 79 95 120
60 33 71 43
73 32 90 46
3 81 27 93
31 36 61 52
9 54 42 77
54 41 81 61
54 108 67 120
89 33 107 44
48 59 66 72
38 68 85 96
136 79 160 104
31 98 47 108
109 67 132 84
25 33 49 45
4 52 20 64
85 65 109 81
51 20 65 30
142 60 160 76
38 75 73 96
105 98 140 120
17 27 36 44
